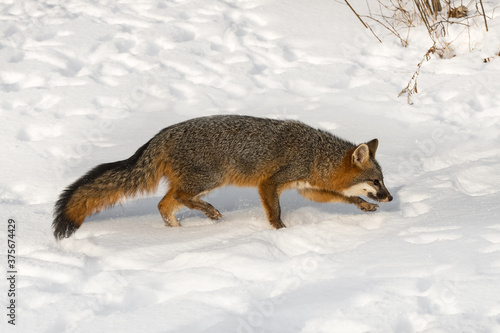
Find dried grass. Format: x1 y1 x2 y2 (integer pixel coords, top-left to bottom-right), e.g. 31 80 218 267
344 0 492 103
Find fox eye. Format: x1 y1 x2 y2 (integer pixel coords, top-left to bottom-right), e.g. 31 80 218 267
373 180 380 186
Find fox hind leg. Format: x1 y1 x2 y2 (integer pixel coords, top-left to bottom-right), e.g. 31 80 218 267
158 188 182 227
174 190 222 220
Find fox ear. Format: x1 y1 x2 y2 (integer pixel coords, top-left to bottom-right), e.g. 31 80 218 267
352 143 370 168
366 139 378 158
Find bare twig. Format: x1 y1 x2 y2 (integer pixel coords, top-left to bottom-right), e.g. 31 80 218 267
432 0 442 14
478 0 489 31
414 0 434 35
345 0 368 28
365 15 408 46
344 0 383 42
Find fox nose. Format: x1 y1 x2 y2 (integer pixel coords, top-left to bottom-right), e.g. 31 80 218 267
377 193 393 202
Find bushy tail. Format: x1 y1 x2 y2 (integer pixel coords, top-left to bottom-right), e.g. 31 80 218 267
53 139 162 239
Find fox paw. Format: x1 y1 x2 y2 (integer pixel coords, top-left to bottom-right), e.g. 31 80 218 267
272 220 286 229
206 209 222 220
357 200 378 212
160 213 180 227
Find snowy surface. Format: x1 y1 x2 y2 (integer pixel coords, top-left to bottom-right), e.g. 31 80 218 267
1 0 500 332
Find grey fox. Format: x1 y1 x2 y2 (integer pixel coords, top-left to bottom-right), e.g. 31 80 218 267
53 115 392 239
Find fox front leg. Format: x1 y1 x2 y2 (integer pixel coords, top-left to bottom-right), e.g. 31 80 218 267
298 189 378 212
259 180 286 229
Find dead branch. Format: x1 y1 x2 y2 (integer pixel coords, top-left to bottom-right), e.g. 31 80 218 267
344 0 383 42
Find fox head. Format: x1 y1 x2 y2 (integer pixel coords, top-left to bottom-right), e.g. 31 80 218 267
341 139 393 203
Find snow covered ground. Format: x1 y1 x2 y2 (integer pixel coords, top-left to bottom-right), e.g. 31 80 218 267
1 0 500 332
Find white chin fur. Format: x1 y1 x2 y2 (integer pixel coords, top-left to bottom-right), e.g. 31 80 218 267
342 182 376 198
